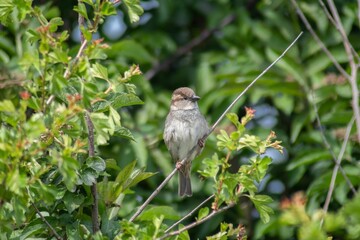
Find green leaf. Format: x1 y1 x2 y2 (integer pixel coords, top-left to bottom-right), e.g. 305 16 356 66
101 1 117 16
0 0 14 26
249 194 274 223
138 206 179 221
80 168 97 186
0 99 15 112
63 192 85 213
198 154 220 178
111 93 144 109
255 156 272 182
125 169 156 189
226 113 241 129
291 113 309 143
123 0 144 23
115 160 136 187
287 150 331 171
91 62 108 80
92 100 110 112
90 112 113 145
114 126 135 141
108 40 153 64
48 17 64 32
74 3 88 20
86 156 106 172
197 207 209 221
298 222 327 240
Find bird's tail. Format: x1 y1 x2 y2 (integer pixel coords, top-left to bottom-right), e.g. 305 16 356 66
178 163 192 197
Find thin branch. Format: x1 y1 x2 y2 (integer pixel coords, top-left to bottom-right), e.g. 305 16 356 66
311 92 356 194
85 111 99 233
210 31 303 134
321 116 355 227
128 32 303 223
165 194 215 233
129 167 178 222
326 0 360 143
144 14 236 81
158 203 236 240
31 202 62 240
290 0 350 80
318 0 360 63
318 0 336 26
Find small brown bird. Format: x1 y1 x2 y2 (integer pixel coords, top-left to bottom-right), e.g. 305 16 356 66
164 87 209 197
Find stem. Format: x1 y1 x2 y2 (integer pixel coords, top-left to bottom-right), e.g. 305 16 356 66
326 0 360 143
158 203 236 240
320 117 354 227
85 111 99 233
31 203 62 240
165 195 215 233
311 92 356 194
210 31 303 134
290 0 350 80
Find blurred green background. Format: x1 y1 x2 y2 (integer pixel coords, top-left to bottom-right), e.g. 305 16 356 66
1 0 360 239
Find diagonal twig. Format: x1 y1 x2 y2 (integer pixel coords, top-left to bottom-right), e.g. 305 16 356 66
326 0 360 143
158 202 236 240
320 116 354 227
290 0 350 80
31 202 62 240
311 92 356 194
318 0 360 63
128 31 303 223
165 194 214 233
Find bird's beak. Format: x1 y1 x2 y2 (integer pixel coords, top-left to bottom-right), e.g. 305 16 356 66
191 95 200 101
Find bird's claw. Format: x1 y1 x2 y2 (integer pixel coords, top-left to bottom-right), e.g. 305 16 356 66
176 162 183 169
198 138 205 148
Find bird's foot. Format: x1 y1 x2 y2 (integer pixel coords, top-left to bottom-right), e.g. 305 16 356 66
176 162 183 169
198 138 205 148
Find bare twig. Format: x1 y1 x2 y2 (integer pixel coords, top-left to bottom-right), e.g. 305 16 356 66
318 0 360 63
85 111 99 233
290 0 350 80
128 32 303 223
165 194 215 233
326 0 360 143
321 116 355 227
311 92 356 194
129 167 178 222
158 202 236 240
31 203 62 240
144 14 236 81
210 31 303 134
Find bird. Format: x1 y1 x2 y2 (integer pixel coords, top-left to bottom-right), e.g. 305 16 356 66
164 87 209 197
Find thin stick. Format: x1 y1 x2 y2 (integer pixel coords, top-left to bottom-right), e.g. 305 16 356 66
210 31 303 133
311 92 356 194
318 0 360 63
31 203 62 240
290 0 350 80
321 117 354 227
129 168 178 222
158 203 236 240
326 0 360 143
165 194 215 233
85 111 100 233
128 32 303 223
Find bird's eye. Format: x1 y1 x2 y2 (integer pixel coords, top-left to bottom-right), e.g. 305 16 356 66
183 97 188 100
